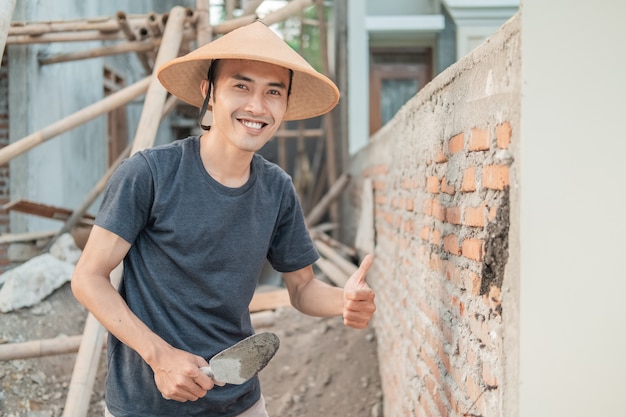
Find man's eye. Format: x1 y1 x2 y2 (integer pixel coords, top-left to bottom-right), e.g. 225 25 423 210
268 90 281 96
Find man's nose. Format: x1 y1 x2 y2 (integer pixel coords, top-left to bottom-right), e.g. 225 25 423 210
244 92 266 114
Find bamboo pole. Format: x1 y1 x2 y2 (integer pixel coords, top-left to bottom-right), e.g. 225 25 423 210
0 308 275 362
131 6 187 154
241 0 265 16
117 11 152 74
274 128 323 138
196 0 212 46
62 265 122 417
62 10 188 416
315 0 340 230
8 15 160 36
0 77 150 166
261 0 314 26
146 13 162 37
0 0 16 59
0 335 89 361
7 31 127 45
315 239 357 277
212 15 257 35
38 38 161 66
306 172 350 226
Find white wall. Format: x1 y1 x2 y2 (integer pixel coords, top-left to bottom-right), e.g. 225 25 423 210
519 0 626 416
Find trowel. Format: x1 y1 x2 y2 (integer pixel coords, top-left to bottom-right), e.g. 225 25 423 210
201 332 280 385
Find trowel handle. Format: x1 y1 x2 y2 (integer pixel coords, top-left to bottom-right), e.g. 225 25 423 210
200 366 226 386
200 366 214 379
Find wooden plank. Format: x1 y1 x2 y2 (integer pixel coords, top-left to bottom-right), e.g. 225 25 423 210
2 199 95 226
0 230 57 244
249 288 291 313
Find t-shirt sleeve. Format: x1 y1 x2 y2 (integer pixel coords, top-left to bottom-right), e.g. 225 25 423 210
267 181 319 273
95 154 154 245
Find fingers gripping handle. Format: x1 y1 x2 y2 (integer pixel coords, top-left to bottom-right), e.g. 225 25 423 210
200 366 214 379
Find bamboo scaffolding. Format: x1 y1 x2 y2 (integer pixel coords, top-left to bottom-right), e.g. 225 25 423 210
261 0 314 27
0 335 95 361
8 14 163 36
0 76 150 166
196 0 212 46
7 30 129 45
62 8 189 417
49 94 178 249
38 38 161 66
306 173 350 226
0 308 276 362
116 11 152 73
0 0 16 59
315 0 340 229
146 13 162 37
241 0 265 16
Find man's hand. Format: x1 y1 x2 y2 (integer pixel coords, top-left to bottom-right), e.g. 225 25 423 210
152 347 219 402
342 254 376 329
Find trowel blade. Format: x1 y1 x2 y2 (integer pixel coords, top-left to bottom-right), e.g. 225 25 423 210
201 332 280 385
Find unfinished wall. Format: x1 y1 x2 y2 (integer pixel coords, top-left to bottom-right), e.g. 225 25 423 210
343 14 520 417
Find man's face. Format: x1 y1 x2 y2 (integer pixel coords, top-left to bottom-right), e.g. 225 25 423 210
204 59 290 153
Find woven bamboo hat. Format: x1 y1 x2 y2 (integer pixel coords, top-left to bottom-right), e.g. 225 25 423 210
157 21 340 121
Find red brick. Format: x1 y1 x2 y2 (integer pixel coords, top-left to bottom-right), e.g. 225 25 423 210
468 127 490 151
420 226 431 241
463 270 482 296
432 228 442 245
432 199 446 222
464 204 487 227
405 198 415 212
446 206 461 225
461 166 476 192
372 179 387 190
372 164 389 175
427 176 440 193
448 133 464 155
496 121 512 149
443 234 461 255
424 199 434 216
482 165 510 190
430 252 443 273
462 238 484 261
441 176 455 195
434 143 448 163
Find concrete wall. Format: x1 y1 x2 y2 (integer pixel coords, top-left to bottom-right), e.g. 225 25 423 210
343 14 521 417
345 0 626 414
519 0 626 416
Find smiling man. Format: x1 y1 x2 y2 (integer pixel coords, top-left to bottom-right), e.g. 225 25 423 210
71 21 376 417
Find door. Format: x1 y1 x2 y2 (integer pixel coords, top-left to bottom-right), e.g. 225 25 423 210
369 48 432 135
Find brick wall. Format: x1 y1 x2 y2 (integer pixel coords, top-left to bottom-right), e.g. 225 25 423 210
0 51 10 271
343 15 520 417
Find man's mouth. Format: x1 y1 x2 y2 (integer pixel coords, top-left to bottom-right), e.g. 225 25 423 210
240 119 267 130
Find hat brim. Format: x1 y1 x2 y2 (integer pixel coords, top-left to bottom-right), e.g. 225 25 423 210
157 21 340 121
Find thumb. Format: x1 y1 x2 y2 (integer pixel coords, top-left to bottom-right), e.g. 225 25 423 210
350 254 374 286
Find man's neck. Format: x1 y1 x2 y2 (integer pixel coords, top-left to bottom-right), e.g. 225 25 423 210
199 132 253 188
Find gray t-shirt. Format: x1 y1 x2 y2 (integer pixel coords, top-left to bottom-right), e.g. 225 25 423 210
95 136 319 417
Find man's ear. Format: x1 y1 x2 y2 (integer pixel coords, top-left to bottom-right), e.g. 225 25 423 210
199 79 213 111
200 79 209 99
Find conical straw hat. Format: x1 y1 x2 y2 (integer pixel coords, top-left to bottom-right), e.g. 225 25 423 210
157 21 340 121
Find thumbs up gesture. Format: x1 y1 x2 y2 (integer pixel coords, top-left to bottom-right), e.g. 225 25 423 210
342 254 376 329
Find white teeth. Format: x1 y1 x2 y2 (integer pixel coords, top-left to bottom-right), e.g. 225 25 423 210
241 120 263 129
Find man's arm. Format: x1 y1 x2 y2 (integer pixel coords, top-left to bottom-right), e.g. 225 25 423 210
282 254 376 329
71 225 216 401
